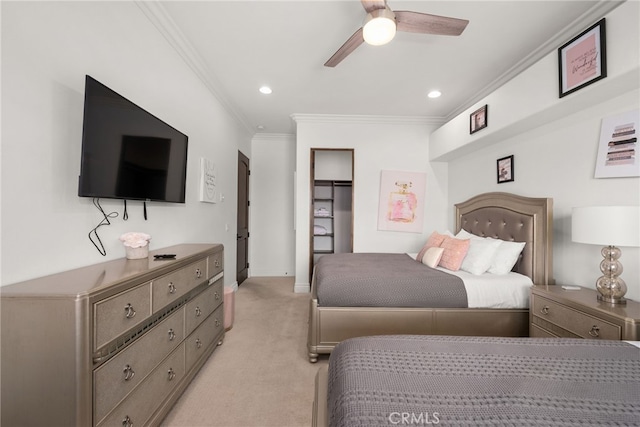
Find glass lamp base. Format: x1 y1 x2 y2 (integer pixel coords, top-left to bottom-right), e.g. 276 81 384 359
596 294 627 305
595 245 627 305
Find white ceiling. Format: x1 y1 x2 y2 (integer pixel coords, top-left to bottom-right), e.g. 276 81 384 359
146 1 621 135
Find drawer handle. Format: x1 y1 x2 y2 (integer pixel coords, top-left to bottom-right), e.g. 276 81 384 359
215 318 221 327
195 306 202 317
124 304 136 319
214 292 220 301
214 259 221 268
540 305 550 315
588 325 600 338
168 368 176 381
195 268 203 279
168 328 176 341
123 364 135 381
168 283 176 294
122 415 133 427
196 338 202 349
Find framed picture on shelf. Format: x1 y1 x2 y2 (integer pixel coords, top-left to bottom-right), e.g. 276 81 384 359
497 155 514 184
470 105 488 134
558 18 606 98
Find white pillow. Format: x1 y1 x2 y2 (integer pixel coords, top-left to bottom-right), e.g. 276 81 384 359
460 237 503 275
488 240 526 275
421 247 445 268
456 229 478 240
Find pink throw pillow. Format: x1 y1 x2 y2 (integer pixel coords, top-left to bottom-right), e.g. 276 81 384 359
416 231 447 262
438 236 471 271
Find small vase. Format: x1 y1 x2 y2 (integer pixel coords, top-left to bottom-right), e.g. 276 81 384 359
125 245 149 260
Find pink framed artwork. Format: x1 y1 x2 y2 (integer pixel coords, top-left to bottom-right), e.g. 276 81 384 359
558 18 606 98
377 170 426 233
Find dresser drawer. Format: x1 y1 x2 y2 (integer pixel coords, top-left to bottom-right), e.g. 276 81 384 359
209 250 223 279
532 295 621 340
93 307 185 424
530 323 560 338
94 283 152 350
97 344 186 427
152 258 208 312
185 279 224 336
185 305 224 370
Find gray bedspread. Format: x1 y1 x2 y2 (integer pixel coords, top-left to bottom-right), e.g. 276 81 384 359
328 335 640 426
315 253 467 308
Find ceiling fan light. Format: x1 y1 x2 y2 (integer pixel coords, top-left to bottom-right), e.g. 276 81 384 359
363 9 396 46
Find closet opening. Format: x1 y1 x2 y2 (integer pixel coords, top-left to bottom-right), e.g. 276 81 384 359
310 149 354 282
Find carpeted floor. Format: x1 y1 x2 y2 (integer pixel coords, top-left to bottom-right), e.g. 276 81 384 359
160 276 328 427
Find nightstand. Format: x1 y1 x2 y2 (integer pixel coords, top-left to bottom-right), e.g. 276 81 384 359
530 285 640 340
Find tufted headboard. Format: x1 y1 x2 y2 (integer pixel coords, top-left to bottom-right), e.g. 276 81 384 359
455 192 554 286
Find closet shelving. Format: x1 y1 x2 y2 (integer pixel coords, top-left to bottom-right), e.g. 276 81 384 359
312 180 352 267
313 180 335 258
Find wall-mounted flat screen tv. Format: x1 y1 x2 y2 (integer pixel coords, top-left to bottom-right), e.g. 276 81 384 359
78 75 188 203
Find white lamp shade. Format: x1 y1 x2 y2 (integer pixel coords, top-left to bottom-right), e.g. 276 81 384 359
572 206 640 247
363 9 396 46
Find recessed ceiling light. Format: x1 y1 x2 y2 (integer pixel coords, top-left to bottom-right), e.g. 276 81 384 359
427 90 441 98
259 86 272 95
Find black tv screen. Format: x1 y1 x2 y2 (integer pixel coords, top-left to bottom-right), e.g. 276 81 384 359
78 75 188 203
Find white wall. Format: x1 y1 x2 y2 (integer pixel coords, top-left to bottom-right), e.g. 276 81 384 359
292 116 447 292
434 2 640 300
1 2 251 286
314 150 352 181
447 91 640 301
249 133 296 276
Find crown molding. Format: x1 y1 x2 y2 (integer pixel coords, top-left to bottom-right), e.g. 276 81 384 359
445 0 625 122
252 133 296 142
135 1 254 135
291 113 445 127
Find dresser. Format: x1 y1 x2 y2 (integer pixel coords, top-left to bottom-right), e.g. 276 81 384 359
1 243 224 427
530 285 640 340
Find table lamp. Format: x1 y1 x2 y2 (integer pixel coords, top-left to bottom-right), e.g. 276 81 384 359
572 206 640 305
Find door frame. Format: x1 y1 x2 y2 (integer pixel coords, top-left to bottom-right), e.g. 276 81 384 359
237 150 250 285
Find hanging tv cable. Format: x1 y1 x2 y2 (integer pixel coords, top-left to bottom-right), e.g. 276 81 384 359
88 198 118 256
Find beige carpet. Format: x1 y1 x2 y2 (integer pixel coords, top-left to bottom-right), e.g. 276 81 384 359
161 276 328 427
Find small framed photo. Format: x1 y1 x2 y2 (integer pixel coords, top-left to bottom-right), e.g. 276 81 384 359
470 105 488 134
558 18 606 98
497 155 514 184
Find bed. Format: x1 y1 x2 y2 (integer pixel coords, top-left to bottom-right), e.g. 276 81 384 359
312 335 640 427
307 192 554 363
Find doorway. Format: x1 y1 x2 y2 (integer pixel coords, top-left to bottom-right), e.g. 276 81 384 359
237 151 249 285
309 149 354 282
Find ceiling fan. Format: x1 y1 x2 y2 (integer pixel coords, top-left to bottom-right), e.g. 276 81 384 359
325 0 469 67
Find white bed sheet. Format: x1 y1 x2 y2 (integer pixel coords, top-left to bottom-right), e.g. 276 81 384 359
436 267 533 309
407 253 532 309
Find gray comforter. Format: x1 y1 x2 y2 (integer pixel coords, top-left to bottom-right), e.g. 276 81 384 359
315 253 467 308
328 335 640 426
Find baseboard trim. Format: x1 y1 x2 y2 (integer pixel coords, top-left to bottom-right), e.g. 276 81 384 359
294 282 310 293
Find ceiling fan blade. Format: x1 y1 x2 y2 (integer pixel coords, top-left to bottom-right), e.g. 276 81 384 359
361 0 387 13
395 11 469 36
324 27 364 67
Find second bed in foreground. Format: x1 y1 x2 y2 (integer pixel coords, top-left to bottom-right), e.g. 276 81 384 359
313 335 640 426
